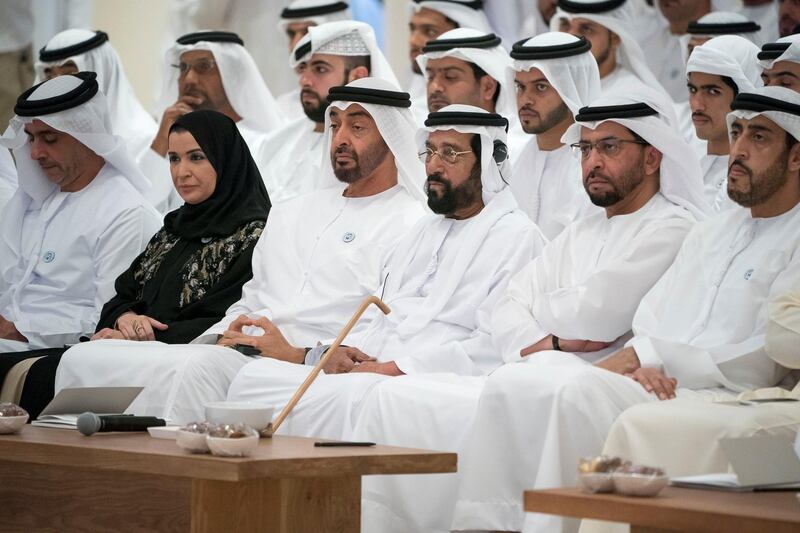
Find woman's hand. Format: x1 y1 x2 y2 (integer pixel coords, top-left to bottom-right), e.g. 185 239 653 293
115 312 168 341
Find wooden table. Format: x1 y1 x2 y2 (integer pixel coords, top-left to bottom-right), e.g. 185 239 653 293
0 426 456 532
524 487 800 533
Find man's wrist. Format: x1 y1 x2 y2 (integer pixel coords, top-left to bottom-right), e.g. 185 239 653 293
284 346 306 364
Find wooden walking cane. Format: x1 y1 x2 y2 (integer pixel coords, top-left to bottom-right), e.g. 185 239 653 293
262 295 390 437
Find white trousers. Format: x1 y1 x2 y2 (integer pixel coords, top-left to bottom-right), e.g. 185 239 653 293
450 352 727 533
55 340 249 424
351 374 486 533
226 358 391 440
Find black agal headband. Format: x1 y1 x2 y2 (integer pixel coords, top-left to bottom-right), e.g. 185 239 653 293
423 33 501 53
413 0 483 9
510 36 591 60
687 21 761 36
557 0 626 14
281 2 349 19
327 85 411 108
731 92 800 116
425 110 509 132
758 41 792 61
39 31 109 62
176 31 244 46
15 71 99 116
575 102 658 122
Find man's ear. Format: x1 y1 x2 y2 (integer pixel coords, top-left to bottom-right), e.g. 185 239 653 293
480 76 499 106
644 145 663 176
787 137 800 176
347 65 370 83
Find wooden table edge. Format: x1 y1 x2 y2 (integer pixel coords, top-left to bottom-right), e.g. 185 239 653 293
524 488 800 533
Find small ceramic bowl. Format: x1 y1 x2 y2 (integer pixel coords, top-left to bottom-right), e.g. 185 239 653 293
206 427 259 457
612 472 669 497
579 472 616 493
176 428 210 453
0 414 28 435
204 401 274 433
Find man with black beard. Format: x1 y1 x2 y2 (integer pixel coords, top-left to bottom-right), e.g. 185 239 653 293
254 21 400 203
508 32 601 239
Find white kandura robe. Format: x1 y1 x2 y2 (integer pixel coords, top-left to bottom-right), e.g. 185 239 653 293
456 200 800 533
226 188 546 439
509 139 597 239
353 192 696 533
408 73 428 127
701 153 737 212
638 23 687 102
275 88 304 122
253 116 325 204
54 183 426 424
0 165 161 351
0 148 17 212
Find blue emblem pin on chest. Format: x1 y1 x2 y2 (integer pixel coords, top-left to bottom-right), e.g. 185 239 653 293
43 251 55 263
342 232 355 243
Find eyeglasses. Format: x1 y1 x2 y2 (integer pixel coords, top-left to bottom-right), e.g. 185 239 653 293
172 59 217 77
570 139 649 159
418 147 473 165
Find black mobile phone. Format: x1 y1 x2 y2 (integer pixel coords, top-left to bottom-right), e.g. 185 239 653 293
232 344 261 357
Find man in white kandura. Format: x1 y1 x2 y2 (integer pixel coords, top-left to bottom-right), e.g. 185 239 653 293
256 20 398 203
225 105 545 441
682 11 762 60
551 0 666 96
759 34 800 92
686 35 762 210
415 28 515 126
35 29 173 214
407 0 493 121
673 13 764 147
583 88 800 533
458 86 800 533
148 29 285 202
352 88 707 533
506 31 600 238
55 77 428 425
275 0 352 120
0 73 160 352
449 88 715 533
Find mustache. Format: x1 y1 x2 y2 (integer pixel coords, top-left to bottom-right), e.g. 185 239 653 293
692 112 711 120
586 170 611 181
519 104 537 113
301 89 322 100
729 159 752 177
335 146 358 159
425 172 450 192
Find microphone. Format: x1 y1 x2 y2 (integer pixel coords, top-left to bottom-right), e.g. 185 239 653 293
77 412 166 436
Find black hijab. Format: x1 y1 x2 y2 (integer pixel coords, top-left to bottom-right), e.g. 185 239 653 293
163 110 271 239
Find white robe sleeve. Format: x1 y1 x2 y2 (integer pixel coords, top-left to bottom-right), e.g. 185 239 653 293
491 259 550 363
394 226 545 376
493 217 693 362
531 218 692 342
766 287 800 369
631 246 800 391
19 205 160 347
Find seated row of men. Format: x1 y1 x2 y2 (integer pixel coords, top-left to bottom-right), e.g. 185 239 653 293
1 3 799 533
1 37 800 533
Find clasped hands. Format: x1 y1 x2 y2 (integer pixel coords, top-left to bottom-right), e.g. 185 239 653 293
217 315 403 376
522 335 677 400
